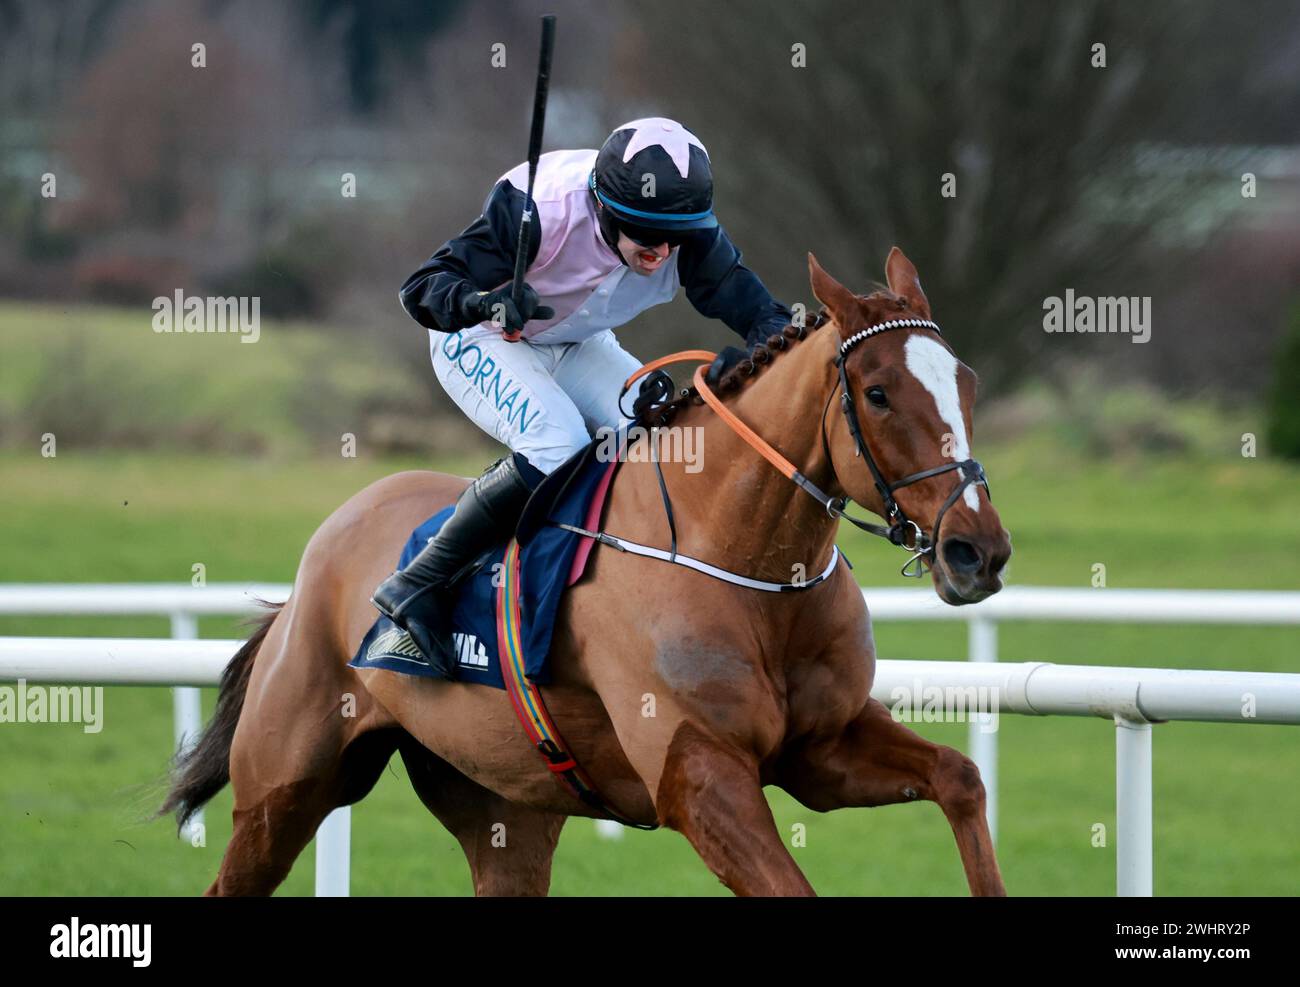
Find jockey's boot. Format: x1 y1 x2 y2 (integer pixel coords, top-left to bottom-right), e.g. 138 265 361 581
371 453 539 678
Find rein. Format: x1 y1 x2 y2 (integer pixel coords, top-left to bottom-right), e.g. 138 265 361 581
628 315 991 578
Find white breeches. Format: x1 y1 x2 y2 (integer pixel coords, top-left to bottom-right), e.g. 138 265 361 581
430 327 643 474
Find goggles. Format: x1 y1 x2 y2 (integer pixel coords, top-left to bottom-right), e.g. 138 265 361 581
619 223 689 249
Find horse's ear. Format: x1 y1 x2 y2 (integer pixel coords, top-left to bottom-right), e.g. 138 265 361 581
884 247 931 318
808 253 864 332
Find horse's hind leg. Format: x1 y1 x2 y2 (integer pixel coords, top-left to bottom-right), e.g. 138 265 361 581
399 740 566 896
208 726 401 896
208 781 333 896
208 611 399 896
777 697 1006 896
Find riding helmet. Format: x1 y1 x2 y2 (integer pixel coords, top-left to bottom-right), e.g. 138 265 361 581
590 117 718 244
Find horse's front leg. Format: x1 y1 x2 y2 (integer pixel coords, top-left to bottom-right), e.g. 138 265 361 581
778 698 1006 896
565 576 814 895
656 721 815 896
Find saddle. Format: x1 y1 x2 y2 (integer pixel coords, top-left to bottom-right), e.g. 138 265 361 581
349 434 621 687
515 436 609 546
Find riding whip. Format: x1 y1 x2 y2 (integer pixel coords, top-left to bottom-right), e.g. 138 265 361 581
506 14 557 342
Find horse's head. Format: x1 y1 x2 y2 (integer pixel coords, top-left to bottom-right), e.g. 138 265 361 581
810 248 1011 604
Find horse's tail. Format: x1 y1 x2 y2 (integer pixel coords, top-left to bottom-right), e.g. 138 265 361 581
158 602 282 830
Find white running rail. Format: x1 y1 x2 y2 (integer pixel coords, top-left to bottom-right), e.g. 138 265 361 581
2 583 1298 896
2 636 1297 896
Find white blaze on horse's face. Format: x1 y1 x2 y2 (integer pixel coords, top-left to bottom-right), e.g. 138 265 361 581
903 334 980 513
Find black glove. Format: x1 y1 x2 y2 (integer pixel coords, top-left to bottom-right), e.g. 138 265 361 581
632 369 675 419
459 283 555 335
705 345 750 386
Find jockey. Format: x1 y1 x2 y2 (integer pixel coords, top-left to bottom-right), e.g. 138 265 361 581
372 117 791 674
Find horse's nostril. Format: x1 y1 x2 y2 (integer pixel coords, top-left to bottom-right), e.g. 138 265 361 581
989 546 1012 575
942 538 982 575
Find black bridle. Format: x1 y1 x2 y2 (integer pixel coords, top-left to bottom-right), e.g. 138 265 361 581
809 315 991 578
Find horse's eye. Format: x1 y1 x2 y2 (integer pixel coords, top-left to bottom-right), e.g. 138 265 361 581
865 386 889 409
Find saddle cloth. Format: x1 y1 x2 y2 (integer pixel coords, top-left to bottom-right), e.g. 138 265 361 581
349 437 622 686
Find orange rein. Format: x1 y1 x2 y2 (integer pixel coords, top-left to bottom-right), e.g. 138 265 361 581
691 364 804 483
620 350 804 485
621 350 717 391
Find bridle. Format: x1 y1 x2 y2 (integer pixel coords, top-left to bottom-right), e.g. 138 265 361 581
646 314 991 579
819 315 990 577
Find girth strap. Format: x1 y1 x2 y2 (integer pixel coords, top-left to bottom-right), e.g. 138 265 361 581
496 539 657 830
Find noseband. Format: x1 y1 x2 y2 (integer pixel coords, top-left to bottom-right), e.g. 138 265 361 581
822 317 990 577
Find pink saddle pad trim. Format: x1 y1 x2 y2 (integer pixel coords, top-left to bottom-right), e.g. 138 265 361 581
566 458 621 586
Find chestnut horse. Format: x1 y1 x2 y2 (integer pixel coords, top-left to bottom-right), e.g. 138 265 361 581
162 248 1012 896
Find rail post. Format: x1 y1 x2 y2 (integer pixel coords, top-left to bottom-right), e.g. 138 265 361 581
315 807 351 896
594 819 625 840
1115 714 1154 896
967 617 998 845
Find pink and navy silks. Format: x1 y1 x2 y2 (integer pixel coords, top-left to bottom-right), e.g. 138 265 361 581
399 148 792 349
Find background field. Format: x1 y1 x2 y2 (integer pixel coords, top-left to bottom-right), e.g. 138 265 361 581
1 426 1296 896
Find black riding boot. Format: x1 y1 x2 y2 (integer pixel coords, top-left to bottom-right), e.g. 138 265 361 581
371 453 539 677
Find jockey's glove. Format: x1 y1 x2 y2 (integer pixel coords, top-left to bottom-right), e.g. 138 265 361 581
632 369 675 419
459 283 555 335
705 345 750 386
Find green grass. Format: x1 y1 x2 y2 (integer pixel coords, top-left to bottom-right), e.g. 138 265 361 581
3 299 1295 896
0 446 1296 896
0 301 428 455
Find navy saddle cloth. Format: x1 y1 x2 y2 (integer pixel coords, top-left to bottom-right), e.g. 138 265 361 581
349 438 620 687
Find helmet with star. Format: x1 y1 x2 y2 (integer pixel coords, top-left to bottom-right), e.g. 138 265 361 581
590 117 717 234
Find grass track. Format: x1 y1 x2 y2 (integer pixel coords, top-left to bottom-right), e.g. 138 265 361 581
1 444 1297 896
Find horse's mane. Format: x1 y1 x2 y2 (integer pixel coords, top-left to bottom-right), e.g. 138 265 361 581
643 286 903 427
639 309 828 428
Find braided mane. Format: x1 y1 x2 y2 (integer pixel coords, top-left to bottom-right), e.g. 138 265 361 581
641 310 831 427
642 287 912 427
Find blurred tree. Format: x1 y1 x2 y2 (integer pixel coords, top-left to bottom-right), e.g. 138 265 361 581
621 0 1300 393
0 0 123 113
298 0 465 114
58 3 263 233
